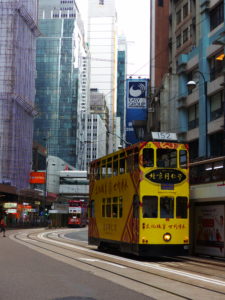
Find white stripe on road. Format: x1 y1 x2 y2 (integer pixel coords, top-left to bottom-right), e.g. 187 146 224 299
37 231 225 287
78 258 126 268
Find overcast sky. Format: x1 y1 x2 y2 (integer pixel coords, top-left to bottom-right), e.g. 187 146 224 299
76 0 150 78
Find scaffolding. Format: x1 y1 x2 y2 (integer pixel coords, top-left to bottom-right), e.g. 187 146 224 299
0 1 39 190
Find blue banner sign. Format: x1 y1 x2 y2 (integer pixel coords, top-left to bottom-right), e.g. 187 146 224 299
125 79 148 144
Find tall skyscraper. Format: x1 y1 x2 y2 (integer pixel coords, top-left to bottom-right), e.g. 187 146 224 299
34 0 88 167
0 0 39 191
88 0 118 153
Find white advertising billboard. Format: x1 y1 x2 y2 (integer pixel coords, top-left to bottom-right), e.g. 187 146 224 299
195 205 225 257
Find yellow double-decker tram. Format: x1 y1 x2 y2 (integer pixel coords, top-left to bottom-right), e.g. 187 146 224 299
88 132 189 256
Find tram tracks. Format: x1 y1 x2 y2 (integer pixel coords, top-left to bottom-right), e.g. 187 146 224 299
161 255 225 280
10 229 225 300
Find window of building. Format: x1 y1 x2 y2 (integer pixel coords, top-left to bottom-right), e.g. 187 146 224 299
189 139 198 160
183 28 188 43
210 90 224 121
210 131 224 156
209 53 223 81
158 0 164 7
183 3 188 19
210 2 224 31
176 9 181 25
176 34 181 48
188 103 199 130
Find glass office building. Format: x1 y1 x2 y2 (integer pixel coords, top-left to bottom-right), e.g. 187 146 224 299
34 1 86 167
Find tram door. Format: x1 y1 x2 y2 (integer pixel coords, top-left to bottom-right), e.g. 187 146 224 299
132 194 139 244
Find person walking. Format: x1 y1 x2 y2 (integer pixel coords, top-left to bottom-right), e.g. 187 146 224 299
0 216 6 237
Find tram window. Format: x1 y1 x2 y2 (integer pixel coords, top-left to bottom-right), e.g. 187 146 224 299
113 156 118 175
160 197 174 218
120 152 125 158
119 157 125 174
133 194 139 218
106 198 111 217
176 197 188 218
102 198 106 217
89 165 94 180
142 196 158 218
179 150 188 169
143 148 154 167
107 159 112 177
96 161 101 179
157 149 177 168
101 160 107 178
112 197 118 218
90 200 95 217
127 150 134 172
119 197 123 217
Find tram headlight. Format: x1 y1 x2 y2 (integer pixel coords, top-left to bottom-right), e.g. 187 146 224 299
184 237 189 243
163 233 171 242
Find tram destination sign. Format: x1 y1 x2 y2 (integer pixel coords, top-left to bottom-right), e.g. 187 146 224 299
145 169 186 184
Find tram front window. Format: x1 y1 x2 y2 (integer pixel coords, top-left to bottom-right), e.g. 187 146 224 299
142 196 158 218
176 197 188 218
160 197 174 218
157 149 177 168
179 150 188 169
143 148 154 167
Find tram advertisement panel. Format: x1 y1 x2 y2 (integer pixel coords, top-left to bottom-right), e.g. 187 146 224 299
195 205 225 257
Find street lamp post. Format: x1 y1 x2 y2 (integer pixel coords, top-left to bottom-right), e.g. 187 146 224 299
187 70 208 158
43 138 49 224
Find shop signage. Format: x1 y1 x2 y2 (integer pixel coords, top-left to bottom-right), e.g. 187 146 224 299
3 203 17 208
29 172 46 184
6 209 17 214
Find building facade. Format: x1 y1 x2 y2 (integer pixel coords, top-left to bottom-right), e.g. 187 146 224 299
0 0 39 192
88 0 118 153
175 0 224 159
148 0 169 133
147 0 225 257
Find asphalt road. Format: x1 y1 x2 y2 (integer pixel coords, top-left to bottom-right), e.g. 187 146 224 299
0 229 152 300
